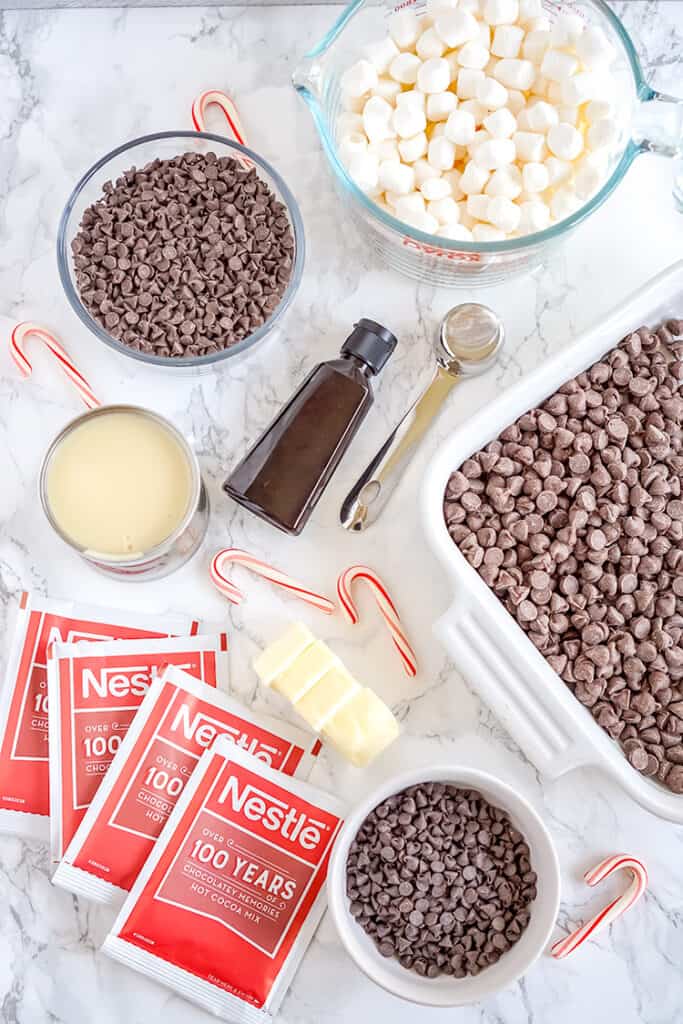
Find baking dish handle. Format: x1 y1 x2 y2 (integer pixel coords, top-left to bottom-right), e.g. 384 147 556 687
435 598 595 779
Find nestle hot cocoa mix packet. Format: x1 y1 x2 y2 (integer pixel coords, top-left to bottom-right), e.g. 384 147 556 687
47 635 228 860
54 665 321 905
103 738 344 1022
0 592 200 840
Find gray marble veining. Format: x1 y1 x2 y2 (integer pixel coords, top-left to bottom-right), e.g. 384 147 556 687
0 3 682 1023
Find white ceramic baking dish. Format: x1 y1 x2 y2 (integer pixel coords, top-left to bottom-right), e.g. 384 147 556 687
422 260 683 824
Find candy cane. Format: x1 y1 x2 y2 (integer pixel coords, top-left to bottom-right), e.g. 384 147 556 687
210 548 335 614
10 322 100 409
191 90 254 169
337 565 417 677
550 854 648 960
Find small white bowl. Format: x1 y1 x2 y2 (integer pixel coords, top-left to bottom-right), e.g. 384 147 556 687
327 764 560 1007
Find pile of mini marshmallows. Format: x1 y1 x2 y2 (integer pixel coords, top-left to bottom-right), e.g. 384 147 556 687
337 0 622 242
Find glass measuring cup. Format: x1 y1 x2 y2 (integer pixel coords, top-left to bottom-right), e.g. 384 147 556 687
293 0 683 287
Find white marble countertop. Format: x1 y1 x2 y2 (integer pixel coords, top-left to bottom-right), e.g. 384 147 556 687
0 4 682 1023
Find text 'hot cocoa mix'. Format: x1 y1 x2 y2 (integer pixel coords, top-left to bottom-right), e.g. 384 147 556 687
347 782 537 978
445 319 683 793
72 152 294 358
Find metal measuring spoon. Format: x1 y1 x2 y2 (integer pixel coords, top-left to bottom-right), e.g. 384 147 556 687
340 303 505 532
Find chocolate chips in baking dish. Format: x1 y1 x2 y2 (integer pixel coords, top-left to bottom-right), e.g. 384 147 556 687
444 320 683 794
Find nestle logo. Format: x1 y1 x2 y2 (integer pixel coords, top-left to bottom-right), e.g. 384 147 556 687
81 663 174 700
169 705 279 762
218 776 328 851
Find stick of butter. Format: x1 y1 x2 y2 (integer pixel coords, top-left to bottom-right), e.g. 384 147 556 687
252 624 399 766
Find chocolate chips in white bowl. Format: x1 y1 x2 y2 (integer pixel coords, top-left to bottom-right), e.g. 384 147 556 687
71 152 294 359
346 782 537 979
444 320 683 794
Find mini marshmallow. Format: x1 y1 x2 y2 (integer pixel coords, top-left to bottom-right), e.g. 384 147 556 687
487 195 521 231
398 132 429 162
337 112 364 136
374 76 403 101
557 106 579 127
477 75 508 109
393 104 428 138
550 186 580 221
466 193 492 220
348 151 380 194
540 49 579 83
519 198 550 232
438 222 474 240
527 14 551 31
389 10 422 51
491 24 524 58
431 123 447 138
525 99 559 132
472 137 516 169
421 176 453 201
342 92 365 113
339 132 369 164
518 0 543 22
522 29 551 63
483 0 519 26
513 130 546 162
587 117 619 150
561 71 599 107
458 41 491 70
521 161 549 193
363 95 397 142
428 135 457 170
389 52 422 85
444 50 461 80
395 192 426 218
544 155 572 184
396 89 426 111
470 128 491 150
413 158 441 186
416 27 447 60
417 57 452 94
457 68 487 99
435 9 480 47
401 208 440 233
369 138 401 161
459 0 481 13
364 37 401 75
546 80 563 104
341 59 379 99
378 159 416 195
585 99 613 123
530 74 549 99
459 98 487 122
483 107 517 138
547 122 583 160
515 108 533 131
576 25 616 68
574 152 608 199
493 58 536 90
427 91 459 121
550 12 585 48
444 168 465 199
460 159 490 193
472 223 506 240
485 164 522 198
445 108 477 145
428 195 461 222
506 89 526 115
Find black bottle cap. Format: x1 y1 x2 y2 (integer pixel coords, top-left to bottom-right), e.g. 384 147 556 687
341 318 398 375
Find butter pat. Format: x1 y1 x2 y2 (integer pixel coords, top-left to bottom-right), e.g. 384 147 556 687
295 666 361 731
323 688 400 767
252 622 314 686
272 640 337 704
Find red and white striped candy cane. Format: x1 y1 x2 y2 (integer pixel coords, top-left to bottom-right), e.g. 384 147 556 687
210 548 335 614
191 90 253 168
10 322 100 409
337 565 417 677
550 854 648 960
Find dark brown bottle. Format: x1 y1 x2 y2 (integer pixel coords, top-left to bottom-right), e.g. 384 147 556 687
224 319 398 535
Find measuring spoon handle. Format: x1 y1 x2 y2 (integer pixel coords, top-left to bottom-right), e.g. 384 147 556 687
340 365 460 532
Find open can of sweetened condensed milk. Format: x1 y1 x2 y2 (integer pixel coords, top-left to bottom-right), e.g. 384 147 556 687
39 405 209 580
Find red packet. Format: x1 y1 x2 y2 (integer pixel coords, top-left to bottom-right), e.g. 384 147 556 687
48 634 227 860
103 738 344 1022
54 665 320 904
0 592 199 840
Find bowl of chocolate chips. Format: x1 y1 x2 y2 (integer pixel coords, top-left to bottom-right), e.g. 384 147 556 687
328 765 560 1006
58 131 304 369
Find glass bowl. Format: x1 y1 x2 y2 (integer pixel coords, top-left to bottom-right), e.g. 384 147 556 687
293 0 683 287
57 131 305 370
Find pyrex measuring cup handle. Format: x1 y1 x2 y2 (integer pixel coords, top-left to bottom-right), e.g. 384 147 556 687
340 366 459 532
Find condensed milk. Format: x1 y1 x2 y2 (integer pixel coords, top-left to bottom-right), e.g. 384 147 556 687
40 406 208 578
